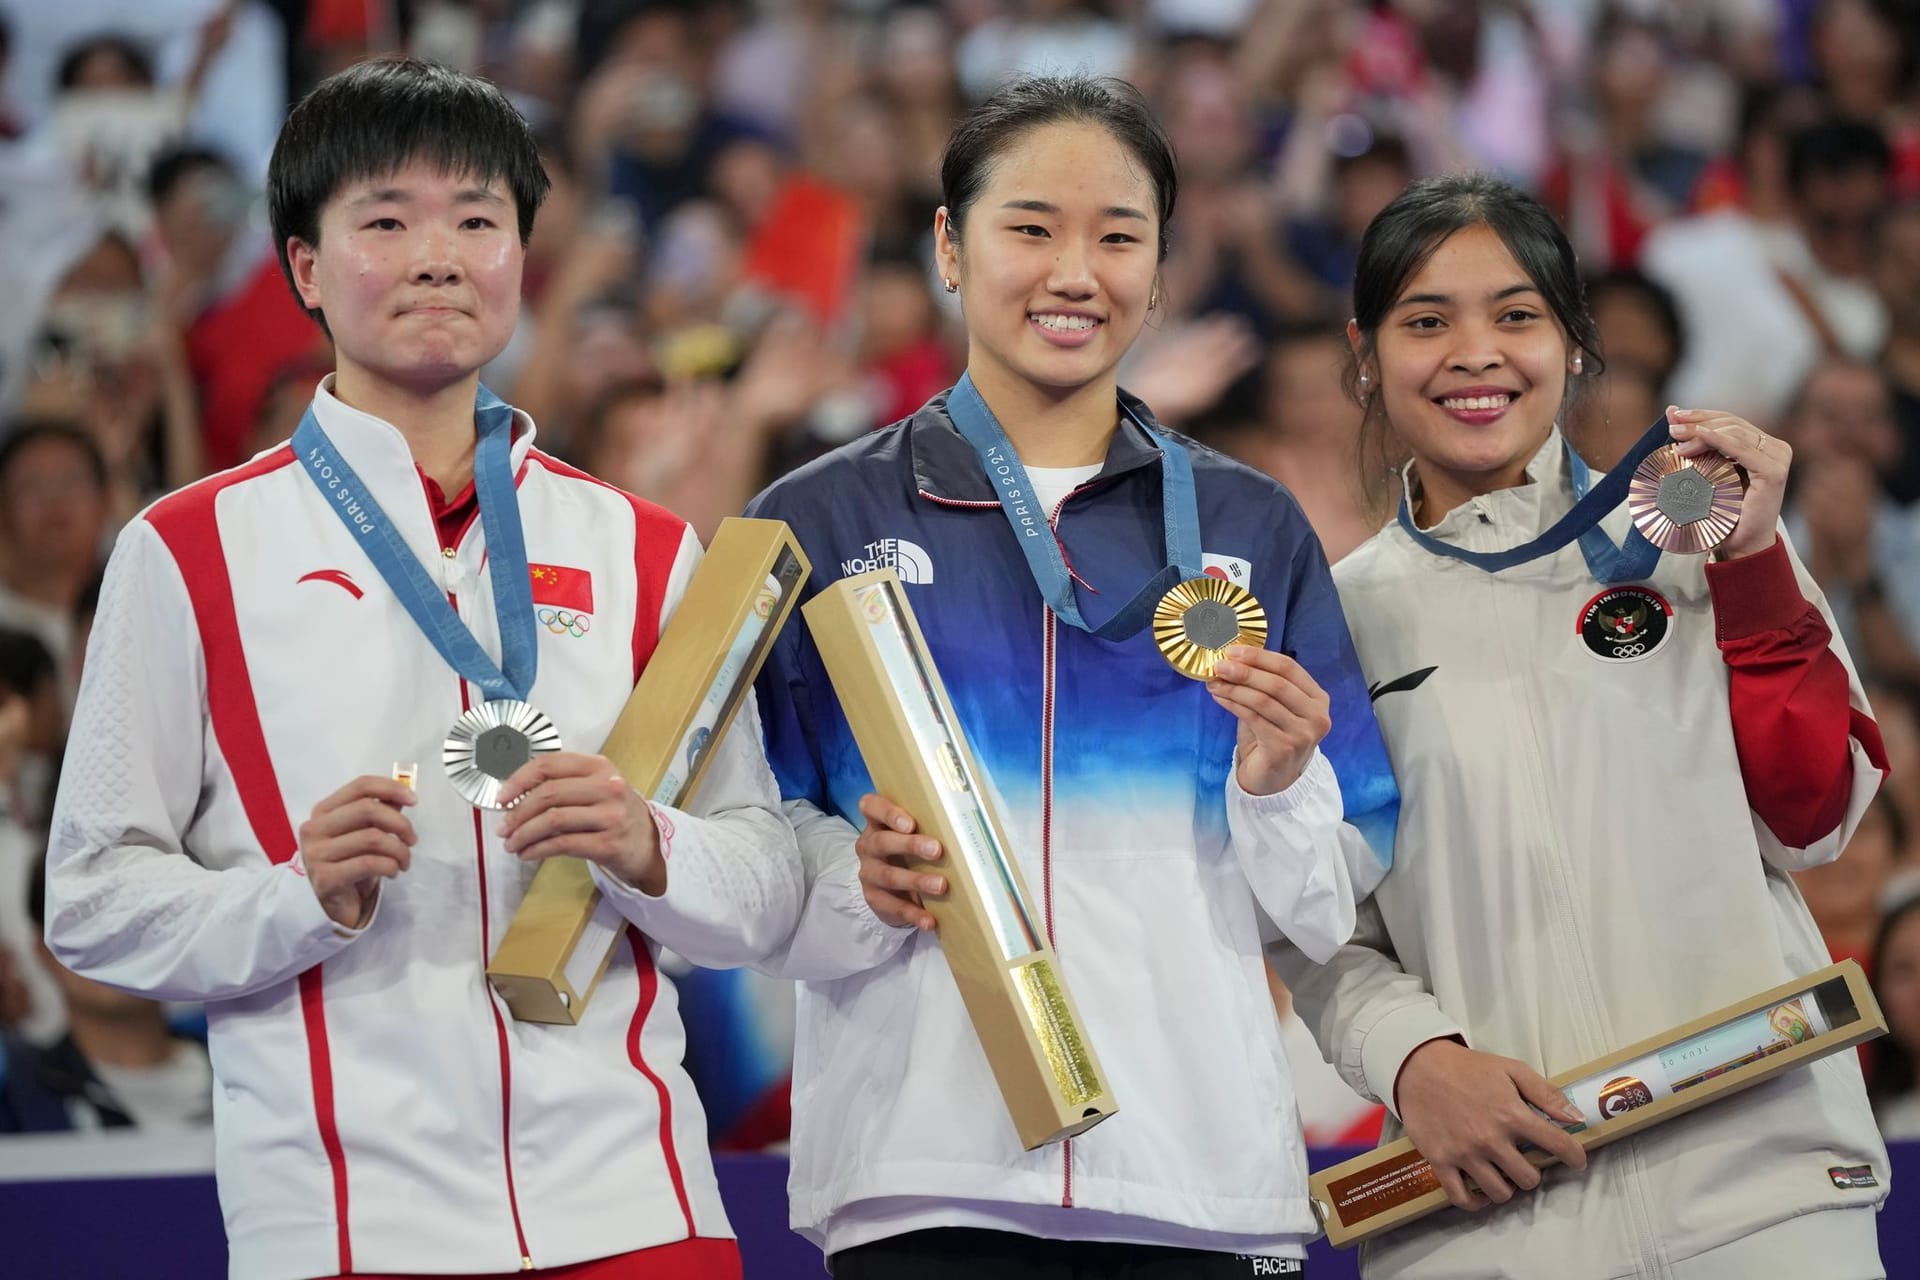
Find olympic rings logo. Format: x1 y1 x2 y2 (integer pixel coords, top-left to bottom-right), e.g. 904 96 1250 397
1610 642 1645 658
538 608 592 637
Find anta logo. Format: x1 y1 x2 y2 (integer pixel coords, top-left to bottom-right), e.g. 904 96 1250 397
297 569 363 599
841 538 935 584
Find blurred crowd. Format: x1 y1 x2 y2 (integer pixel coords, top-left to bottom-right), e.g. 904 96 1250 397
1 0 1919 1155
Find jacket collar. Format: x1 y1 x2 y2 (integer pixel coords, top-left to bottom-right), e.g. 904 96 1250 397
1403 428 1573 544
308 375 538 564
911 385 1172 505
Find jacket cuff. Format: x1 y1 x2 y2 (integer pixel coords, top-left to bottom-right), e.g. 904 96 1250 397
1705 537 1808 641
1228 746 1337 813
1359 1001 1468 1118
280 862 375 950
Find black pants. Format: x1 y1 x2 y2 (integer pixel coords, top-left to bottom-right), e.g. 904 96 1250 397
830 1228 1306 1279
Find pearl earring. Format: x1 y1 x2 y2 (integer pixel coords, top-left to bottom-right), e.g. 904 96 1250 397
1571 353 1584 374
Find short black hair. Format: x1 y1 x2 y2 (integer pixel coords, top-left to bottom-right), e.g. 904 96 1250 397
1787 119 1894 196
147 144 234 209
267 56 551 327
0 420 108 494
57 33 154 90
940 74 1178 262
0 627 55 704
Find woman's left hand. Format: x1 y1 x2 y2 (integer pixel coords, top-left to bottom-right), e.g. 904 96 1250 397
1667 407 1791 560
1209 647 1332 796
497 753 665 894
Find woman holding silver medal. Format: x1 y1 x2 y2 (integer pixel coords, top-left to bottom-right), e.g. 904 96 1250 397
1272 174 1892 1279
41 58 799 1280
748 76 1398 1279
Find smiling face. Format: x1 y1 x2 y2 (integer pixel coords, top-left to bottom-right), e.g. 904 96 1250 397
288 162 525 396
1364 223 1576 509
935 120 1160 405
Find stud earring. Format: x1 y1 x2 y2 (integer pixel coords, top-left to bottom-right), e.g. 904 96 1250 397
943 278 958 294
1571 353 1584 374
1358 371 1371 390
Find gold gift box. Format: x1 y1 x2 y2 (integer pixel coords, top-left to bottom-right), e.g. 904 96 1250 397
1311 960 1886 1247
486 518 809 1024
803 569 1118 1149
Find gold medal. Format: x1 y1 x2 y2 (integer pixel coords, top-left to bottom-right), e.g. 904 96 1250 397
1627 444 1745 554
1153 576 1268 681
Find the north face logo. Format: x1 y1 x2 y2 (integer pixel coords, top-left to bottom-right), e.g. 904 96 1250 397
841 538 935 584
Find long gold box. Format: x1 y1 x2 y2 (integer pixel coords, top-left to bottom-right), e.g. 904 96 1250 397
1311 960 1886 1247
486 518 809 1024
803 569 1118 1149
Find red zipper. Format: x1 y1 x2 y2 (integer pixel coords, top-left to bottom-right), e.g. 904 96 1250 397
450 590 535 1269
1042 602 1072 1208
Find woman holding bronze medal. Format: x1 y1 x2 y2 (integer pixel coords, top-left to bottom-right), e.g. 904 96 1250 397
1273 175 1892 1278
749 77 1400 1278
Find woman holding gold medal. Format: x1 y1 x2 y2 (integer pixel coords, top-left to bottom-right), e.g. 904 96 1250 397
749 77 1399 1277
1272 175 1892 1279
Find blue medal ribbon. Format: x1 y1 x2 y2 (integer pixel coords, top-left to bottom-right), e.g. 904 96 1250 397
1395 416 1669 585
292 385 538 703
945 372 1203 640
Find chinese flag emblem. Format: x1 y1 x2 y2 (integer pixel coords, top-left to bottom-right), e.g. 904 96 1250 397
528 563 593 613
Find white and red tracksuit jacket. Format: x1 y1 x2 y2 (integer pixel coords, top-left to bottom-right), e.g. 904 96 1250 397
43 381 803 1279
1273 431 1892 1279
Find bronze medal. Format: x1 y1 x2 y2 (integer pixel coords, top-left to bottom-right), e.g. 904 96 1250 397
1627 443 1745 554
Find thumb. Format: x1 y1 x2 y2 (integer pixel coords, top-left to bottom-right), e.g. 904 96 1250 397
1512 1064 1584 1126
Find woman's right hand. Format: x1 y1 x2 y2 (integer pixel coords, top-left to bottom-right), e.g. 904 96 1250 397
855 794 946 932
1395 1038 1589 1210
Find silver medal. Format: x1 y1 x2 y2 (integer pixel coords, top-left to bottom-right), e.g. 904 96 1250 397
443 699 562 809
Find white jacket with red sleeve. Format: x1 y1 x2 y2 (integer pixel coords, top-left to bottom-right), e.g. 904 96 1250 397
1271 430 1890 1279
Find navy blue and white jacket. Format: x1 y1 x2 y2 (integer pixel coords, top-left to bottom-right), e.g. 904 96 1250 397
749 390 1399 1256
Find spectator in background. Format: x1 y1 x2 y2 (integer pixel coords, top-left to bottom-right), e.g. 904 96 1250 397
1209 326 1384 563
1644 118 1892 425
1572 268 1685 468
0 423 109 694
0 857 213 1133
148 143 323 472
1797 795 1903 967
1869 679 1920 864
50 8 236 240
953 0 1135 103
1546 12 1710 270
1282 133 1415 309
1872 199 1920 503
1869 876 1920 1138
583 3 760 236
1774 357 1920 682
0 654 34 1039
1809 0 1920 196
0 628 64 1048
572 311 840 542
1688 83 1827 219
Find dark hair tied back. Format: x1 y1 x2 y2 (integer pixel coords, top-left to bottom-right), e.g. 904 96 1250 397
940 75 1178 263
1346 173 1603 508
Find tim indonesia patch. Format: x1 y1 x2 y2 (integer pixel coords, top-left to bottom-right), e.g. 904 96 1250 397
1829 1164 1879 1189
